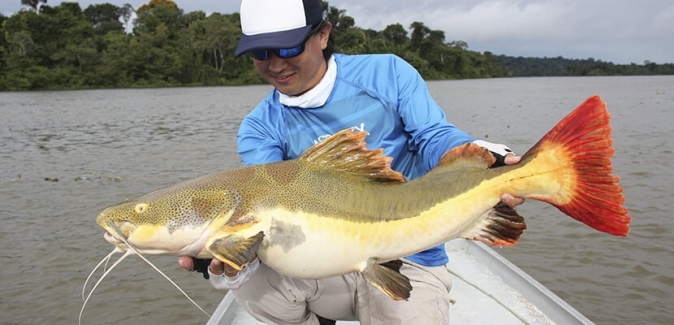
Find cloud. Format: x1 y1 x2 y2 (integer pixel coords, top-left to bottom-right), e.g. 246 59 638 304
338 0 580 41
332 0 673 63
431 0 579 41
651 4 674 35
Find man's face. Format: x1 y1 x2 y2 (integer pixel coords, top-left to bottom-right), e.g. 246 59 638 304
252 23 332 96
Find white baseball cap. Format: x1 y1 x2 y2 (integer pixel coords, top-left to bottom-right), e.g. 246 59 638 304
235 0 324 57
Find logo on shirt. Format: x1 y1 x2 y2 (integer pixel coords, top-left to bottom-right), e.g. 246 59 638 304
312 123 368 145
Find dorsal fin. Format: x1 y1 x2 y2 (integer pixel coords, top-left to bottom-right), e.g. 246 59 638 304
299 129 406 182
438 143 496 169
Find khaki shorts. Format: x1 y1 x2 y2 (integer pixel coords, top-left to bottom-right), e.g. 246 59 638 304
232 259 453 325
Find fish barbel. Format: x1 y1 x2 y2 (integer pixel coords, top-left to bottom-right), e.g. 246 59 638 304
89 95 630 306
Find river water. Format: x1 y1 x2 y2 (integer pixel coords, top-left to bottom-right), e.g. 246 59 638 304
1 76 672 325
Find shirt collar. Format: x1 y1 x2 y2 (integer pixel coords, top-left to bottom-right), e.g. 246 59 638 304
279 55 337 108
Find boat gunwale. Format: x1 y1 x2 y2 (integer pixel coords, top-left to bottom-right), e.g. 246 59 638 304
207 239 594 325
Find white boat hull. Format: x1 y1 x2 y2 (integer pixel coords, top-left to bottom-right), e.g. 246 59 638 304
207 239 594 325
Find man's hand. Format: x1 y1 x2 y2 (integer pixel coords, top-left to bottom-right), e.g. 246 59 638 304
178 256 254 278
501 154 525 207
471 140 525 208
208 259 241 277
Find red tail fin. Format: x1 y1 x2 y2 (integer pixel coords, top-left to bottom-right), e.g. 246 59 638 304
522 96 631 236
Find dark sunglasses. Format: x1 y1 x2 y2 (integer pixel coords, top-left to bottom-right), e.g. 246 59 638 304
248 22 324 61
248 44 306 61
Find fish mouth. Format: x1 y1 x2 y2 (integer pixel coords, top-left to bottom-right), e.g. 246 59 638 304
103 219 133 249
103 231 127 248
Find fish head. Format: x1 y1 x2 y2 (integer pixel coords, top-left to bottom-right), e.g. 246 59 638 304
96 181 239 256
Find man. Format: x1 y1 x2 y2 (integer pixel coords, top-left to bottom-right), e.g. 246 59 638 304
179 0 523 324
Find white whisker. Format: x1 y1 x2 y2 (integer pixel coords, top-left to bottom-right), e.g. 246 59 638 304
131 246 212 317
82 249 118 301
108 222 211 318
79 250 132 325
103 248 116 273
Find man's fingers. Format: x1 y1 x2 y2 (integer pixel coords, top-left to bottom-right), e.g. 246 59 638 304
504 153 521 165
210 259 226 276
501 193 525 207
180 256 243 277
178 256 194 271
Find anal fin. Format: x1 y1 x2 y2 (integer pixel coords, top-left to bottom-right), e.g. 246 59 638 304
361 259 412 301
462 201 527 247
208 231 264 271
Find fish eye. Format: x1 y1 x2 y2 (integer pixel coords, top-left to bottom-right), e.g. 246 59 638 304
134 203 148 214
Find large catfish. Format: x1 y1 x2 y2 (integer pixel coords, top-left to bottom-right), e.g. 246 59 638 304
89 95 629 308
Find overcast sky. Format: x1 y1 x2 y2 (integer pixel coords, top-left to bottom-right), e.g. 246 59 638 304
2 0 672 64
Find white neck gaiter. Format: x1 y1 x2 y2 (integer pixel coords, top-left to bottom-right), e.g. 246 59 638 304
279 55 337 108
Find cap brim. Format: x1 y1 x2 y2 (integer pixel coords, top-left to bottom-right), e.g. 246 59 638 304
235 25 314 57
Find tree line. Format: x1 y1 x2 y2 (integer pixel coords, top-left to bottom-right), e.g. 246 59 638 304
496 55 674 77
1 0 672 91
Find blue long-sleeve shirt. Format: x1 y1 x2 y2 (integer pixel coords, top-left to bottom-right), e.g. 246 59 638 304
237 53 474 266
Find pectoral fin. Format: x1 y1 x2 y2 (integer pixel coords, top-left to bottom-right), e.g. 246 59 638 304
208 231 265 271
361 259 412 301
